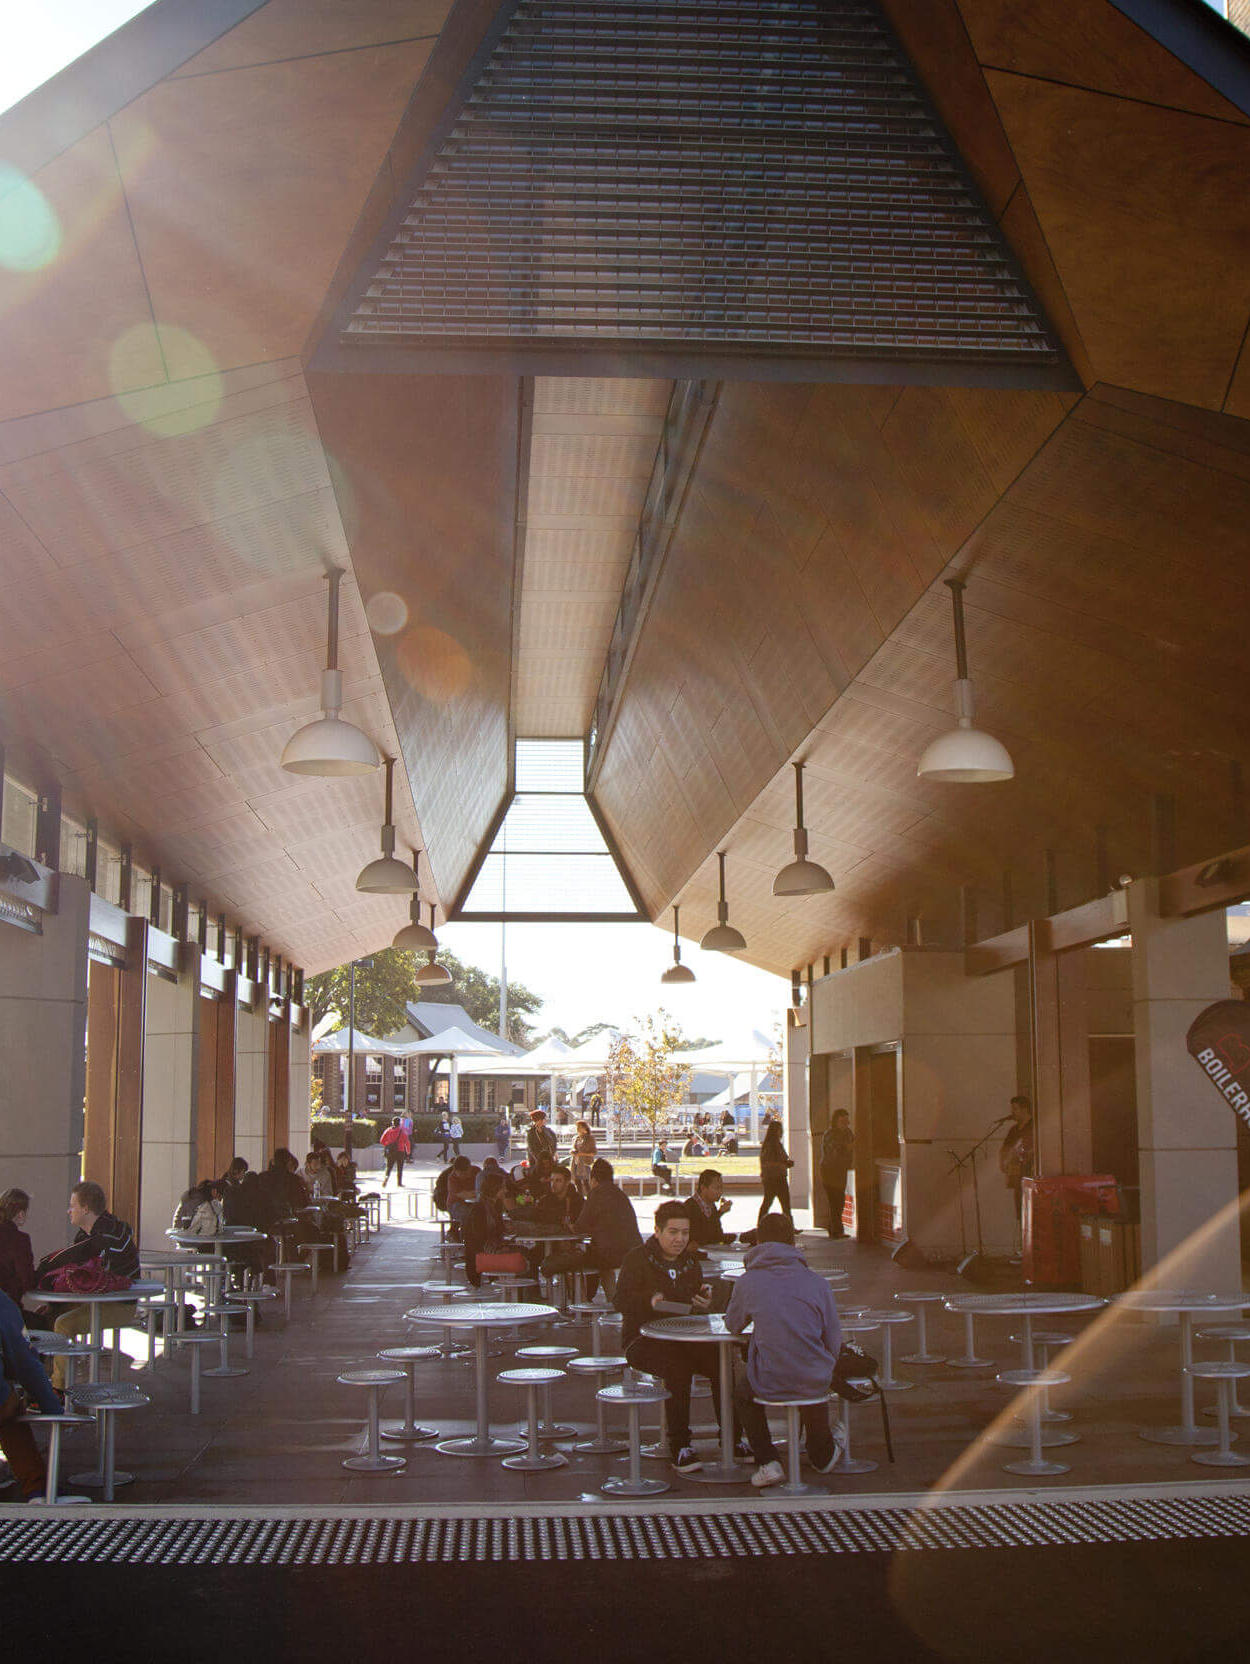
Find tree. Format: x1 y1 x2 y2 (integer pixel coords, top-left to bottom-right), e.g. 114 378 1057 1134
413 951 543 1046
305 948 418 1037
305 947 544 1046
604 1012 692 1139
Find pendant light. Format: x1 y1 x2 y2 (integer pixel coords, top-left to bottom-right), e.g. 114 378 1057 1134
916 578 1014 783
700 852 746 952
660 905 695 984
392 850 437 950
773 761 835 896
281 569 380 775
415 905 453 986
356 757 419 893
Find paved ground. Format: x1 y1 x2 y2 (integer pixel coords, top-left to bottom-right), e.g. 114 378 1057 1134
14 1176 1250 1509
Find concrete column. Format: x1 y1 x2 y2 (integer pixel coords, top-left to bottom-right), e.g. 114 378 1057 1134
0 873 89 1251
783 1016 811 1212
288 1023 311 1158
1028 922 1094 1176
140 953 198 1248
1128 883 1240 1291
234 997 268 1170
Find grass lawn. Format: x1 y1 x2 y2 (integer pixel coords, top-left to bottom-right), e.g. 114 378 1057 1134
606 1153 759 1179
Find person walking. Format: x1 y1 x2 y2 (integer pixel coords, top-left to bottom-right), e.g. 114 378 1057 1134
494 1110 512 1162
436 1111 454 1162
570 1119 597 1192
757 1120 794 1225
819 1109 854 1239
380 1116 411 1188
447 1112 464 1158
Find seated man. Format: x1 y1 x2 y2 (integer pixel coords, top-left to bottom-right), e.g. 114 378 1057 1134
615 1200 740 1474
725 1213 843 1489
684 1169 736 1250
0 1288 63 1500
445 1156 480 1241
33 1180 140 1389
572 1158 642 1300
650 1138 674 1195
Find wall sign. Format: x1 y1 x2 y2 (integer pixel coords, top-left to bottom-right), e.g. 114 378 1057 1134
1187 1000 1250 1129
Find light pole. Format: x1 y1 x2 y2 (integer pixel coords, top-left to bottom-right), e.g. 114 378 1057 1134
345 956 372 1159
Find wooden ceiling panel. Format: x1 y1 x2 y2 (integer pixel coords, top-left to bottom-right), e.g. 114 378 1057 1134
111 42 433 374
0 127 156 425
985 73 1250 409
169 0 452 77
955 0 1248 123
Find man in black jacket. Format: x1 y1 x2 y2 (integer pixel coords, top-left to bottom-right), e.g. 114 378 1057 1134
572 1158 642 1300
34 1180 139 1387
614 1200 739 1474
684 1169 736 1250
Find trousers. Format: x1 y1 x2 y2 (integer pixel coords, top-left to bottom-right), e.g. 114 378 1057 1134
733 1369 836 1468
626 1337 736 1456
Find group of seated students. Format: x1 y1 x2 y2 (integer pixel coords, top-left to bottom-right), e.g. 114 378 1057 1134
616 1194 843 1483
0 1178 141 1501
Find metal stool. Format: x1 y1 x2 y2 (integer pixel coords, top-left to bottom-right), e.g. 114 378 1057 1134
204 1306 249 1377
338 1369 406 1472
417 1284 473 1359
484 1274 539 1302
893 1291 947 1364
998 1335 1077 1448
567 1355 629 1453
23 1411 94 1504
272 1260 311 1319
298 1241 336 1294
1186 1361 1250 1467
949 1306 994 1370
1034 1331 1075 1423
833 1316 881 1474
755 1396 832 1497
1199 1326 1250 1417
497 1369 568 1471
166 1331 222 1414
569 1304 621 1359
136 1297 179 1367
376 1346 440 1443
997 1368 1072 1478
598 1381 670 1496
228 1287 278 1359
28 1333 102 1391
515 1344 579 1438
67 1382 149 1500
853 1309 915 1391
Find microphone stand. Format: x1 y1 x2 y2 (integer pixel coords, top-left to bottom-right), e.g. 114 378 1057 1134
949 1116 1012 1281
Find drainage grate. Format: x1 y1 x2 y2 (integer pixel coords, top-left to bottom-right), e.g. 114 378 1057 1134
5 1495 1250 1565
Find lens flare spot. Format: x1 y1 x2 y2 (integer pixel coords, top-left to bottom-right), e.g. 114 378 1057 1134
397 627 473 704
366 591 410 636
108 324 223 436
0 166 61 272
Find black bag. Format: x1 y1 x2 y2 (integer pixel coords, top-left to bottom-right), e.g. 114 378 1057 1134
830 1341 895 1463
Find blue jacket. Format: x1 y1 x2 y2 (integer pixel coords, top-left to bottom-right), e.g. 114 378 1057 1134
725 1241 841 1400
0 1288 61 1414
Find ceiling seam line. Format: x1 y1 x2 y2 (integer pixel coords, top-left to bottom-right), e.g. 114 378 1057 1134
976 59 1250 129
167 33 445 84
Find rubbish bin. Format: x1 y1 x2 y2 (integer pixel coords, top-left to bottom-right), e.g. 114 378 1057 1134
1023 1174 1119 1290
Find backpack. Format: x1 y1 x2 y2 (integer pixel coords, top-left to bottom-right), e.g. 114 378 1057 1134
831 1341 895 1462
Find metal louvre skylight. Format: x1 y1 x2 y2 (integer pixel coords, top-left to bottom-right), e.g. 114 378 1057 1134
457 740 642 919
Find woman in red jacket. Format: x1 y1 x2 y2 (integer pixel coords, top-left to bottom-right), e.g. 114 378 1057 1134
0 1188 36 1307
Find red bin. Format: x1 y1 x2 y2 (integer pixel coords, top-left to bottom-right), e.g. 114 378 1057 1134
1022 1174 1119 1290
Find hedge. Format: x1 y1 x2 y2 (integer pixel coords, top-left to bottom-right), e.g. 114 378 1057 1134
310 1113 506 1149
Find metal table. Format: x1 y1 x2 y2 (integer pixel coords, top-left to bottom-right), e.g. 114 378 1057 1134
641 1313 749 1485
1117 1289 1249 1446
402 1301 557 1456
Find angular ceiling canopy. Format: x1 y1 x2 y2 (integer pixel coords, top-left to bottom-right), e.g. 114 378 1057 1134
334 0 1071 384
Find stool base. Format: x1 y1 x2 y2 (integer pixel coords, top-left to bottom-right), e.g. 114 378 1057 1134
502 1449 567 1472
69 1468 134 1489
342 1453 405 1473
602 1474 669 1496
436 1434 527 1457
381 1424 439 1443
832 1456 877 1475
573 1435 628 1455
690 1460 753 1484
995 1426 1079 1449
1191 1448 1250 1467
1003 1456 1069 1477
1140 1425 1221 1446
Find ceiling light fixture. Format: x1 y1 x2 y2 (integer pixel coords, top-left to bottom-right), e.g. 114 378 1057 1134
392 850 438 950
414 904 452 985
700 851 746 953
916 577 1014 784
356 756 419 893
660 905 695 984
280 568 380 776
773 760 835 896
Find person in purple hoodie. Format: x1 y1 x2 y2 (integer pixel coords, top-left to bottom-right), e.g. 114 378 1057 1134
725 1213 843 1489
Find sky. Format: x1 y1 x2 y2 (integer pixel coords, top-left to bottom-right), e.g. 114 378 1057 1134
439 919 788 1048
2 3 155 115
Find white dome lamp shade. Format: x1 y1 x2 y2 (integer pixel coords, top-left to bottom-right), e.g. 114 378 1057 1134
699 852 747 953
660 904 696 985
773 760 835 896
415 905 452 986
392 850 437 950
917 578 1014 784
281 569 380 776
356 756 420 894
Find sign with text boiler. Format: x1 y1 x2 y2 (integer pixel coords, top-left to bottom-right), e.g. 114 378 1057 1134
1187 1001 1250 1129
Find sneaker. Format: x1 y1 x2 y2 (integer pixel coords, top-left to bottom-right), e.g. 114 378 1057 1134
671 1446 703 1474
811 1434 846 1475
750 1460 785 1489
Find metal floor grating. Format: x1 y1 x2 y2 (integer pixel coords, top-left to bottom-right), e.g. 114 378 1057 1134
5 1494 1250 1565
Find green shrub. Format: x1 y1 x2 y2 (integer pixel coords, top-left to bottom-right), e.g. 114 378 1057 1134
410 1114 501 1145
310 1115 386 1149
